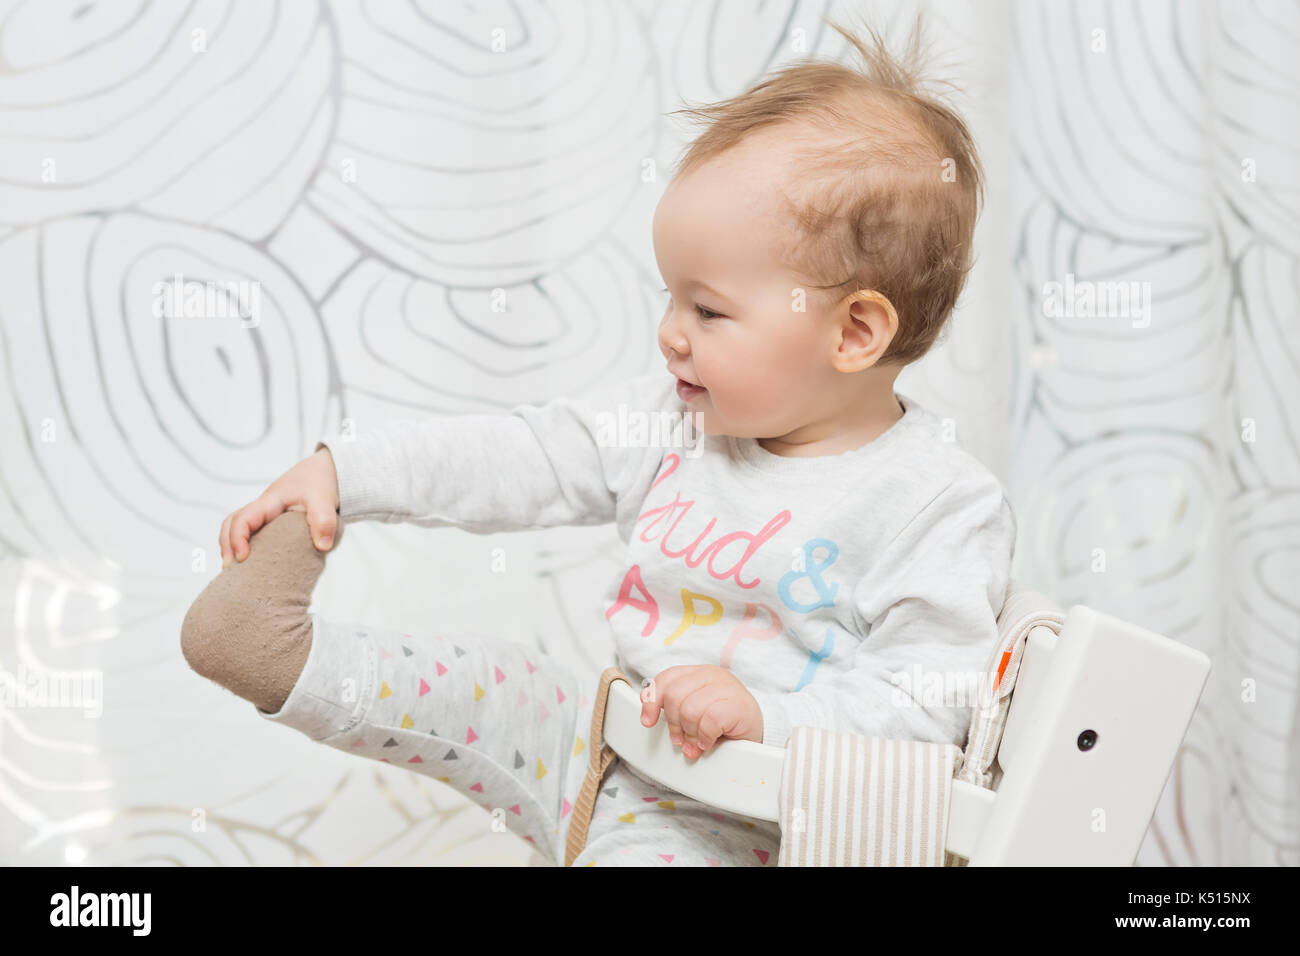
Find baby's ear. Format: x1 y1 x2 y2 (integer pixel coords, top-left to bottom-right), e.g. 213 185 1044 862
829 290 898 372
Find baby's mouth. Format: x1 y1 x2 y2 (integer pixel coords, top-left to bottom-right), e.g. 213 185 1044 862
675 378 707 401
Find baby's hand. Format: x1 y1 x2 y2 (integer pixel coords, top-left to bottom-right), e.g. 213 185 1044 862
639 665 763 758
220 448 340 568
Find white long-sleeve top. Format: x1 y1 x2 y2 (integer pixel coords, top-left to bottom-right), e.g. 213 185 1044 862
318 372 1016 750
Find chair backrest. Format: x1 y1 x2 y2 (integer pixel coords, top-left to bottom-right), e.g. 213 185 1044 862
966 605 1210 865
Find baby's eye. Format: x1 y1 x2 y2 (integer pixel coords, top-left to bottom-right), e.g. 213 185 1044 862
661 286 721 321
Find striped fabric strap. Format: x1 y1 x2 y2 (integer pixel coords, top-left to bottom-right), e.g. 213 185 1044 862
777 727 963 867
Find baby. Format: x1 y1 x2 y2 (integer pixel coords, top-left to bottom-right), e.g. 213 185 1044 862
181 18 1014 867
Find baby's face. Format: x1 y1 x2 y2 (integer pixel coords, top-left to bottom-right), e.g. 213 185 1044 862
653 130 841 440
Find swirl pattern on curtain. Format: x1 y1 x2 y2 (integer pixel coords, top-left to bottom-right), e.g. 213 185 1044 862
0 0 1293 866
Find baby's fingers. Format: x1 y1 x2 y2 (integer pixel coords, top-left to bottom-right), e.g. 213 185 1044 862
656 670 707 746
231 497 282 562
641 667 689 730
639 678 660 727
307 500 338 552
666 717 685 750
219 512 234 567
691 700 732 754
678 685 736 757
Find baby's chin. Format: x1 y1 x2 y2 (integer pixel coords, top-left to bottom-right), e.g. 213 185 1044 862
682 408 748 440
678 395 776 439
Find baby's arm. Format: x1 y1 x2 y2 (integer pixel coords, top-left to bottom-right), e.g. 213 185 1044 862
321 371 676 533
746 474 1017 750
221 371 678 562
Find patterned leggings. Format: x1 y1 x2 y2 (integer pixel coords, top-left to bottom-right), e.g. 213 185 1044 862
182 512 779 866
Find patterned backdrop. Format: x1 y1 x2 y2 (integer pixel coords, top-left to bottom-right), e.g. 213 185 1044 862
0 0 1294 866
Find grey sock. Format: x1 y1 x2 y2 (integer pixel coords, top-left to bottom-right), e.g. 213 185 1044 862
180 510 345 714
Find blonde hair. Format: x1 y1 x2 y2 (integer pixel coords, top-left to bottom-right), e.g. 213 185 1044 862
667 14 984 367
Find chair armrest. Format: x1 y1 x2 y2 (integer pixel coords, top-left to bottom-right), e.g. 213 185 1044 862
604 678 998 860
604 679 785 821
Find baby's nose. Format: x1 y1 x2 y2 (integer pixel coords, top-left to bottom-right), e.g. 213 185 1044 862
658 315 688 356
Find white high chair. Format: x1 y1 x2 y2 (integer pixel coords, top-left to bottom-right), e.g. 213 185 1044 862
572 584 1211 866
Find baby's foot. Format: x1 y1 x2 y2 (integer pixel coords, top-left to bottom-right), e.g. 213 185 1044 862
180 511 345 712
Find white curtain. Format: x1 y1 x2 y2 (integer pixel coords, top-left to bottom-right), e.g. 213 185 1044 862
0 0 1293 866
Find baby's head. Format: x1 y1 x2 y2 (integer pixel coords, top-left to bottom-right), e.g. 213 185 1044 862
655 17 984 452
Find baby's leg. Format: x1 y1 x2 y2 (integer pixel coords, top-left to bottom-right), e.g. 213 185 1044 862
180 511 592 864
572 760 780 867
